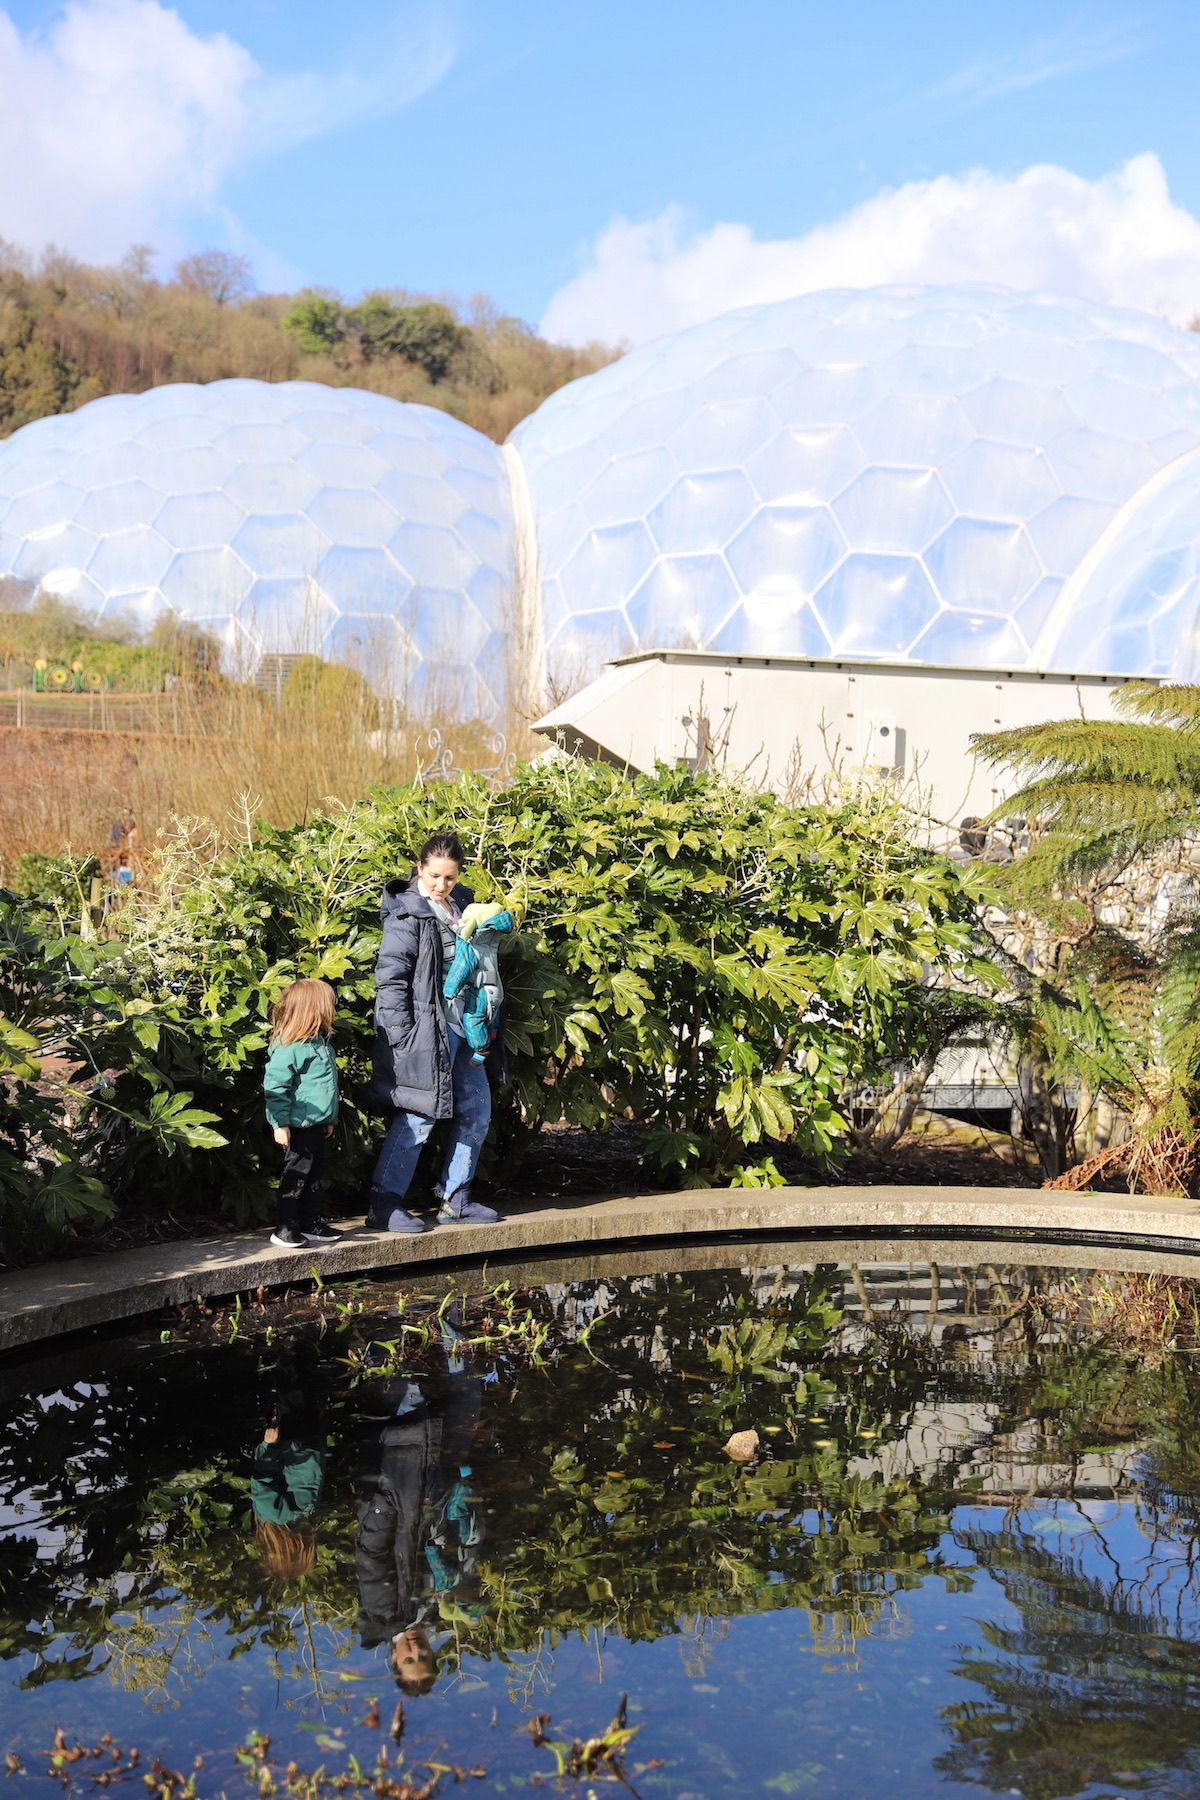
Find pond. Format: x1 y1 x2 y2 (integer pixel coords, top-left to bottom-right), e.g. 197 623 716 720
4 1245 1200 1799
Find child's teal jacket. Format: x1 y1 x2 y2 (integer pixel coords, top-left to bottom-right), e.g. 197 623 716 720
251 1439 326 1524
263 1038 339 1129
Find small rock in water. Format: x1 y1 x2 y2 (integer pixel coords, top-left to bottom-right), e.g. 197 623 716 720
724 1429 759 1462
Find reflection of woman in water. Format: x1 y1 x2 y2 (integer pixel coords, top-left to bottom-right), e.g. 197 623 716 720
252 1345 327 1581
354 1322 483 1695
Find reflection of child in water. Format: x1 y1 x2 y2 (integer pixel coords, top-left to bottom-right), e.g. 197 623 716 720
252 1349 327 1581
354 1319 483 1695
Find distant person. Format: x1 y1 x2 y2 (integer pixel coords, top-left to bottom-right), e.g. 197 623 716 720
111 852 134 890
950 816 989 864
106 813 137 875
367 832 505 1234
263 978 344 1250
354 1315 484 1694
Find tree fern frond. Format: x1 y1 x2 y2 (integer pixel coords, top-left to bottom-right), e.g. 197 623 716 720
1158 920 1200 1082
1115 681 1200 731
992 865 1093 934
1072 929 1159 1047
1030 979 1138 1101
975 720 1200 792
1072 925 1157 986
989 776 1196 833
1068 983 1141 1085
989 812 1195 902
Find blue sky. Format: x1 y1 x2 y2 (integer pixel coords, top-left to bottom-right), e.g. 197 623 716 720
3 1 1200 342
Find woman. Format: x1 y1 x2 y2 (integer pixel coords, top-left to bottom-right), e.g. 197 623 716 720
355 1312 483 1691
367 831 501 1233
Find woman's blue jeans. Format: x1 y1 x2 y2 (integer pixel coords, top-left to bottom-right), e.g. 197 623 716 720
370 1032 492 1209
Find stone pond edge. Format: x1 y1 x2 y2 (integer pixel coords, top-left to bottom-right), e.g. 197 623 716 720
4 1183 1200 1354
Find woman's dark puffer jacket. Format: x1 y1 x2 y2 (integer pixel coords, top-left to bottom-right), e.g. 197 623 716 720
369 877 473 1118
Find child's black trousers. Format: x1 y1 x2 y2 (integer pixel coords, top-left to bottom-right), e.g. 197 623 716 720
277 1126 326 1230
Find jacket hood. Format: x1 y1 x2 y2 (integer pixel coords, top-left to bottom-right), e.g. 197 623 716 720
381 876 424 922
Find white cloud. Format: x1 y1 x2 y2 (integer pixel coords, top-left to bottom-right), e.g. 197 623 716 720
0 0 454 267
541 153 1200 347
930 23 1141 103
247 12 456 159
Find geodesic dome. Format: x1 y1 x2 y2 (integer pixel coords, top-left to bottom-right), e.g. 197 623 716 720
7 286 1200 716
513 285 1200 676
1035 445 1200 676
0 380 514 720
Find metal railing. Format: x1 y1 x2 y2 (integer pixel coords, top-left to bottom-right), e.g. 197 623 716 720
0 692 184 734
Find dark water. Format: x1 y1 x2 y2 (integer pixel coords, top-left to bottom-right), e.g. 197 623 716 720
4 1257 1200 1799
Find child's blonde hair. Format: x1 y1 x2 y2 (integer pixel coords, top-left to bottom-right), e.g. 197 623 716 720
271 979 336 1046
255 1518 317 1580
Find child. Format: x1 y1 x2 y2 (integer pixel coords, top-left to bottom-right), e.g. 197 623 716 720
252 1343 326 1580
263 978 343 1249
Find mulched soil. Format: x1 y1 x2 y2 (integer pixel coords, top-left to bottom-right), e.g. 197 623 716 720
494 1118 1039 1203
835 1135 1039 1190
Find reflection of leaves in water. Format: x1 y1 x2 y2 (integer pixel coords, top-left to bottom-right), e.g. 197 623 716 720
939 1524 1200 1799
462 1268 966 1666
0 1267 959 1706
4 1262 1200 1792
0 1341 359 1706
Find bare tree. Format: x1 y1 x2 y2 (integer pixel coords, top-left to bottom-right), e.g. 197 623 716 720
96 244 158 317
122 245 156 286
174 249 253 306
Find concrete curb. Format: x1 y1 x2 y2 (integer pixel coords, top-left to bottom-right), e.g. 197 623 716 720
4 1183 1200 1355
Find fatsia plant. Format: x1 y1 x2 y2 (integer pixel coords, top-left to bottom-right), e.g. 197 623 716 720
974 681 1200 1194
5 761 1001 1256
0 895 225 1257
123 760 999 1208
0 897 110 1246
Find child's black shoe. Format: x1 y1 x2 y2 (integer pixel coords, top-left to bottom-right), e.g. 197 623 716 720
270 1225 307 1250
302 1221 343 1246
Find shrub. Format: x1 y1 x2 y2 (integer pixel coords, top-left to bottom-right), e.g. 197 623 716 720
0 763 999 1258
280 655 380 723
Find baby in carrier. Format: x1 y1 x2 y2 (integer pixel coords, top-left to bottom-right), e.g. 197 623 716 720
442 902 514 1064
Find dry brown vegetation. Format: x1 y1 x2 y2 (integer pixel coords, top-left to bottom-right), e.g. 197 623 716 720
0 653 536 881
0 597 536 878
0 242 615 443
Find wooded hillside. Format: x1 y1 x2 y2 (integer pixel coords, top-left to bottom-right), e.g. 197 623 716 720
0 244 614 443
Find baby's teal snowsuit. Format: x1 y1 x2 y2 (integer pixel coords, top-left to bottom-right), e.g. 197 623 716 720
442 903 514 1064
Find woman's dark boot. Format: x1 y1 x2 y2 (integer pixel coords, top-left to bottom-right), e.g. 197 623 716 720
436 1186 499 1225
365 1190 428 1234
